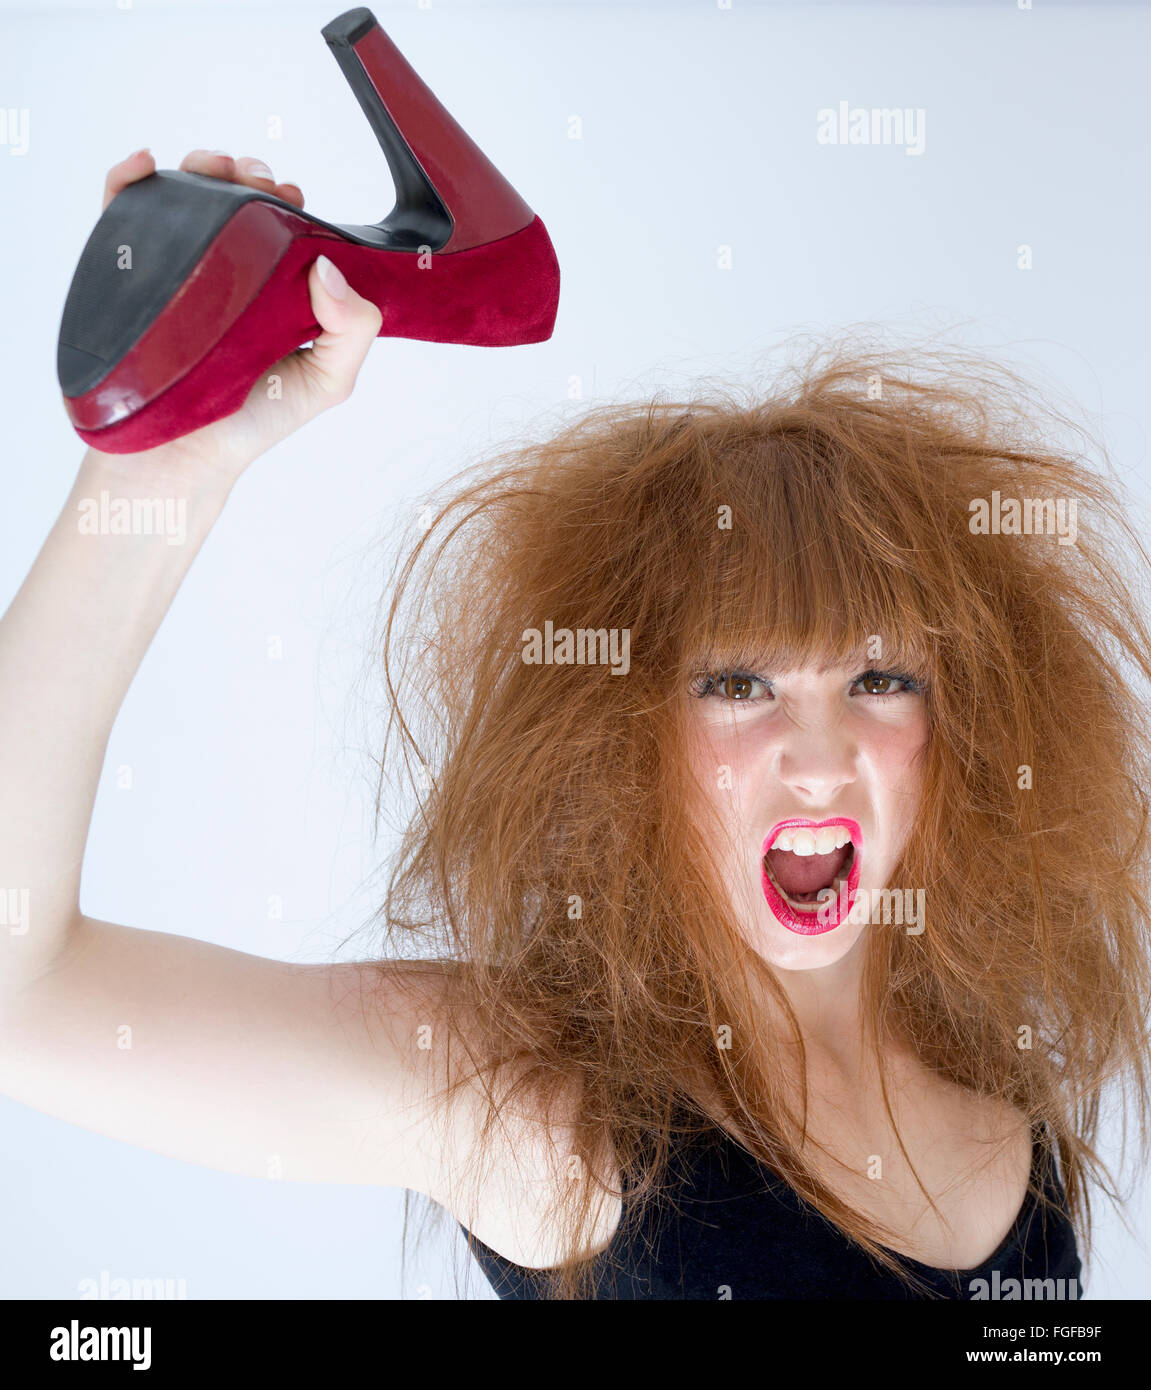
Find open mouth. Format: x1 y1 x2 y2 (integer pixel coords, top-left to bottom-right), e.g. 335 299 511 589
760 818 862 936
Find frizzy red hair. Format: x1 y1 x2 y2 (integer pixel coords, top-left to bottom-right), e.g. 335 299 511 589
363 339 1151 1299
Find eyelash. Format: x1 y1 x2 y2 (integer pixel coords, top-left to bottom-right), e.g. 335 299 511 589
690 667 925 702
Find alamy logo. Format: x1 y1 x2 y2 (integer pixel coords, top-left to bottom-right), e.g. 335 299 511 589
49 1320 152 1370
968 492 1078 546
77 490 187 546
1 886 29 935
817 102 926 156
0 106 29 155
521 621 630 676
78 1268 187 1299
817 882 925 933
969 1270 1079 1300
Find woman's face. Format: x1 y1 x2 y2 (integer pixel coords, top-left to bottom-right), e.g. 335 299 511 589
685 656 929 971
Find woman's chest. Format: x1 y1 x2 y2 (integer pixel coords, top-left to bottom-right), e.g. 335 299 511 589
794 1065 1034 1269
460 1065 1034 1277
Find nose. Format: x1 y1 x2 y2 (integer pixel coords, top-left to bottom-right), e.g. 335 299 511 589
774 720 858 803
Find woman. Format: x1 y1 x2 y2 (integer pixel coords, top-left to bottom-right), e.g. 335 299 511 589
1 152 1147 1301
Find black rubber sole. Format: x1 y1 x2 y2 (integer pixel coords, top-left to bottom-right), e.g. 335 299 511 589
58 167 450 400
58 171 277 398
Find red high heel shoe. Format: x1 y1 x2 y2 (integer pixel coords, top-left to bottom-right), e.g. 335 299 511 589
57 6 560 454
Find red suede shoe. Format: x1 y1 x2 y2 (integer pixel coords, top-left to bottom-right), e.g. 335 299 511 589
57 6 560 454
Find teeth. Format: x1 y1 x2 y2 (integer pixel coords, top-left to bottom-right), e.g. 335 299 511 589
770 824 855 855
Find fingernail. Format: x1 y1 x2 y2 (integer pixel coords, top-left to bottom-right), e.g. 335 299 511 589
246 159 274 179
127 147 151 160
208 148 231 157
316 254 347 301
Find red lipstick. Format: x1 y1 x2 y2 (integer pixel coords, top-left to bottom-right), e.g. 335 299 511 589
760 817 862 937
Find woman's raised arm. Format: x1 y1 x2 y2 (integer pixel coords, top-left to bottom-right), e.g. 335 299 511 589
0 147 382 997
0 151 463 1194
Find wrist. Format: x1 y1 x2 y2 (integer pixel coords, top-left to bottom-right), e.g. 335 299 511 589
75 448 232 546
78 445 236 507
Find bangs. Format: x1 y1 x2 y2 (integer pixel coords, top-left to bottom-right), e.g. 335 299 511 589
672 429 940 685
682 564 935 683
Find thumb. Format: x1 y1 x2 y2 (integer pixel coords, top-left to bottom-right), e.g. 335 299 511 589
298 254 384 406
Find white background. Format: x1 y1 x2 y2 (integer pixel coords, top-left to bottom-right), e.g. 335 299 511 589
0 0 1148 1299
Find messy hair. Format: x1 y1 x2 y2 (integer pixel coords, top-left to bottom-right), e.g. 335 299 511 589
363 337 1151 1299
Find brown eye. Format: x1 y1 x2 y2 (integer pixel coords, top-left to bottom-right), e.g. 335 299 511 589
691 669 772 701
852 671 922 697
859 674 893 695
702 671 770 701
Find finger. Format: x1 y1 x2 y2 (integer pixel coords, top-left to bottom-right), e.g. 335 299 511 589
175 150 303 207
229 156 303 209
102 148 155 211
234 155 277 187
178 149 236 178
276 182 305 210
295 255 383 407
232 158 303 210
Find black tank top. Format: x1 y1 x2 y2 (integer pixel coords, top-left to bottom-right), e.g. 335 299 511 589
460 1118 1082 1299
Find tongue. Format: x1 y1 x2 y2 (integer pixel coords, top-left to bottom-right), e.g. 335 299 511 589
766 843 851 897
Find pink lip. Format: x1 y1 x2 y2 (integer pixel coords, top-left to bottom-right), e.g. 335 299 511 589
760 817 863 937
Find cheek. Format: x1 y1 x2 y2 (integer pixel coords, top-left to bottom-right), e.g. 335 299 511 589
687 721 769 805
859 715 929 829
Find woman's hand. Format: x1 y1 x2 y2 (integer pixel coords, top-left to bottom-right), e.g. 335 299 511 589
87 148 384 493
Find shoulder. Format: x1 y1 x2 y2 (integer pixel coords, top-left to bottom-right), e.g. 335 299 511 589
354 958 622 1269
440 1062 624 1270
955 1088 1034 1173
